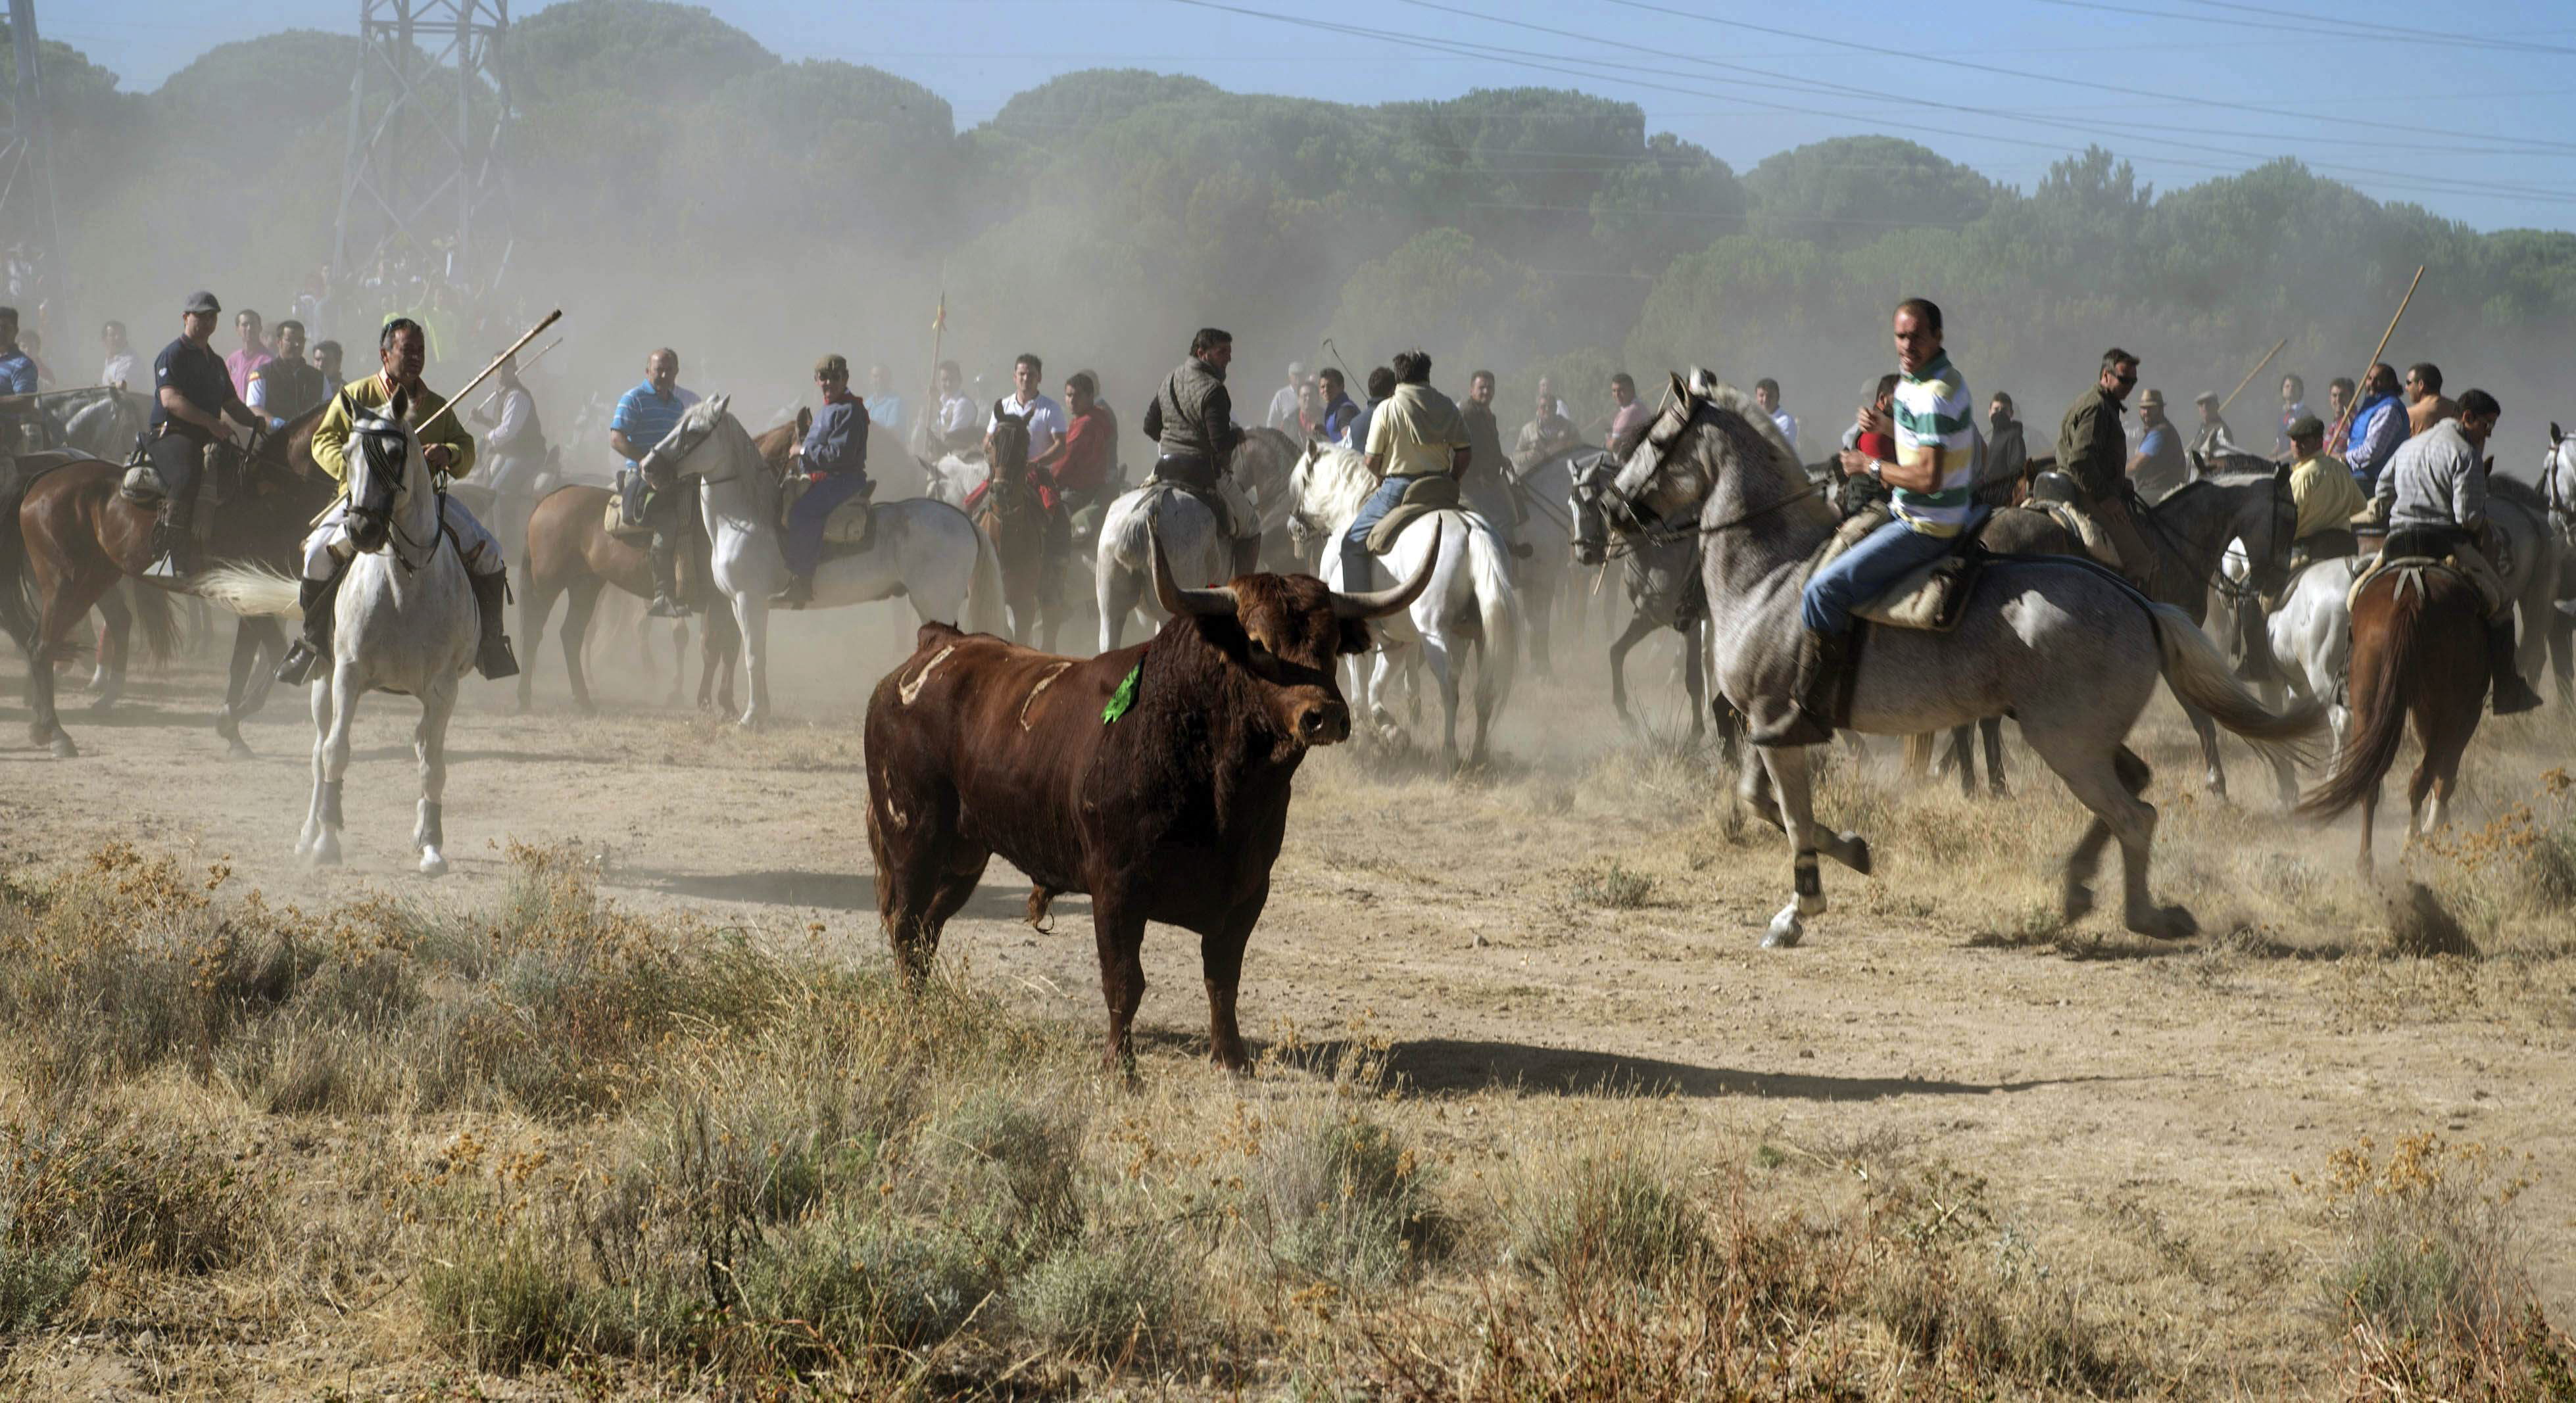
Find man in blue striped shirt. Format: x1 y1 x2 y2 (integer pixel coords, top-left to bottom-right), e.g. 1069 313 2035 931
1780 297 1980 746
609 348 701 617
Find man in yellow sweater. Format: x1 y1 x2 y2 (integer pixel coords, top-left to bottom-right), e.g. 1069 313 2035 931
275 317 518 684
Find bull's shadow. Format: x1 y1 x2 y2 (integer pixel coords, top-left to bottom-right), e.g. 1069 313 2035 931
1254 1034 2122 1103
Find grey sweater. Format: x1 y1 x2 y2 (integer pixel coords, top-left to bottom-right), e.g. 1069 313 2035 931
2373 419 2485 534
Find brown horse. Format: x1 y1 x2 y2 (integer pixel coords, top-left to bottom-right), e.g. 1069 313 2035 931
971 400 1054 646
514 417 801 714
2298 563 2491 874
0 406 334 757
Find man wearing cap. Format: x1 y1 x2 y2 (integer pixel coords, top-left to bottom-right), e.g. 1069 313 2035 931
276 316 518 685
2375 389 2542 714
2282 414 2364 567
2187 391 2243 466
777 354 873 607
2129 388 2188 500
142 291 264 577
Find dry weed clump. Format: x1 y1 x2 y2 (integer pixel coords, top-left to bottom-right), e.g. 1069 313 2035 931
2404 770 2576 952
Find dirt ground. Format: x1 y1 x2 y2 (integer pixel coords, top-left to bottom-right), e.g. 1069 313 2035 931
5 592 2572 1377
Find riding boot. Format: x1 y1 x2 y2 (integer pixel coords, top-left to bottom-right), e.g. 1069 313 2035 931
472 570 520 680
644 531 687 618
147 499 194 579
1231 535 1263 579
773 573 815 608
274 575 341 686
2487 616 2543 715
1752 628 1845 748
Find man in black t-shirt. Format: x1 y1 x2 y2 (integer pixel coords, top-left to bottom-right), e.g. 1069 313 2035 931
144 290 262 578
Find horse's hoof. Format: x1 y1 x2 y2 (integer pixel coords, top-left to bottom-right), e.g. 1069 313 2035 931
1841 833 1873 876
1762 903 1805 949
48 735 77 759
2128 905 2197 941
420 850 449 878
87 694 119 715
226 740 254 760
306 843 342 870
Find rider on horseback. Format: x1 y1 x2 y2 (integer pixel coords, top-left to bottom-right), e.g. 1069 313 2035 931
1342 348 1470 592
1789 298 1980 746
1040 370 1115 565
139 291 265 579
612 348 700 618
775 353 873 607
1143 328 1264 579
2282 414 2365 567
2052 348 2161 591
2373 389 2542 715
276 318 520 686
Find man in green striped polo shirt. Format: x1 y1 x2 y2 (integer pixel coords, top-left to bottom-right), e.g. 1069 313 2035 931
1776 297 1981 745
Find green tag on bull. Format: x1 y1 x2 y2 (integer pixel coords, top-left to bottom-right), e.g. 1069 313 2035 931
1101 663 1142 724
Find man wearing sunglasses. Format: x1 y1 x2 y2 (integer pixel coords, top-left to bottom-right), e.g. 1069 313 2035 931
2054 346 2158 591
777 353 874 607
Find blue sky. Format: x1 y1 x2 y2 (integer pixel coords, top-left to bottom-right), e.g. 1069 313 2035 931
60 0 2576 233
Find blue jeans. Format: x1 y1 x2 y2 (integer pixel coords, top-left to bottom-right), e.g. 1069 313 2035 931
1341 475 1420 588
783 473 871 576
1801 518 1961 634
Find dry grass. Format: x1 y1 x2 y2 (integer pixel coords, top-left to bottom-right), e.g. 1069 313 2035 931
0 830 2570 1399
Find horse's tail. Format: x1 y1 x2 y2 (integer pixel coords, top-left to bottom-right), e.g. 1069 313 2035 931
0 469 37 650
194 562 306 619
128 581 180 665
2144 598 2325 764
2297 579 2418 822
1461 514 1519 720
963 510 1008 637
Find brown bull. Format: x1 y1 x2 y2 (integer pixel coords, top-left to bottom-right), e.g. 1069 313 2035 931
863 526 1432 1073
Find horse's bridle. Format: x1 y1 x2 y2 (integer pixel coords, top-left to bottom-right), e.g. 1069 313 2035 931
2201 475 2295 604
345 425 446 575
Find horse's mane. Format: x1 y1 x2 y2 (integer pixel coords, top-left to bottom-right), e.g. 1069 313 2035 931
1296 442 1378 524
1683 371 1804 486
2487 472 2546 513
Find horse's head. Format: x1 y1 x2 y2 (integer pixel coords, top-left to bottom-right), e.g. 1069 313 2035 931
987 398 1030 475
343 392 418 554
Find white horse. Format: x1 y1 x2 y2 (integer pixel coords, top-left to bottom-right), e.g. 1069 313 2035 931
1488 444 1584 674
1091 427 1303 654
647 395 1003 728
198 402 477 874
2542 429 2576 698
1286 440 1520 767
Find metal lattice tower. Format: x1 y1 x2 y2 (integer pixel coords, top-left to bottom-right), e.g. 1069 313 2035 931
330 0 514 306
0 0 68 322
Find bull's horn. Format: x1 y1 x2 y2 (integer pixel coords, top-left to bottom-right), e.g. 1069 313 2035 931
1150 520 1238 617
1332 525 1441 620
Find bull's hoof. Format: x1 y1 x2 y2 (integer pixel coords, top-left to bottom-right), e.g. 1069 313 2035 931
2127 903 2197 941
1762 902 1805 949
48 734 77 759
2062 883 2097 924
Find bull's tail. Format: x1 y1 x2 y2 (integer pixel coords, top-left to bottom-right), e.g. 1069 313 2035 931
128 580 180 666
194 562 306 619
1461 515 1520 722
2146 598 2324 768
963 511 1008 638
2297 585 2416 822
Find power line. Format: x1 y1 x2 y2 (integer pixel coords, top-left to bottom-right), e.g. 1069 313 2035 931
2038 0 2575 55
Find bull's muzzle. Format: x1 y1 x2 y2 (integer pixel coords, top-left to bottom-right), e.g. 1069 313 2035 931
1298 699 1351 746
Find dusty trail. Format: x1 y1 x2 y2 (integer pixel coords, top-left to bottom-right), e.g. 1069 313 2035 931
4 604 2571 1344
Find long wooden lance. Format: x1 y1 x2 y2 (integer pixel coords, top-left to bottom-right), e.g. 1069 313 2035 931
469 335 563 414
412 309 563 440
2216 337 2287 416
915 292 947 458
2323 266 2422 450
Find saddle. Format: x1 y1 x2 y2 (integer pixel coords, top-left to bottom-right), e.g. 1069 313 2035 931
1137 475 1240 542
1812 507 1985 633
777 471 879 555
1365 473 1461 555
2020 498 2120 571
2350 535 2506 616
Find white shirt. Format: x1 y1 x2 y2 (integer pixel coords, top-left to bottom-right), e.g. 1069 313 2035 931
936 392 977 438
1769 408 1798 448
102 350 140 389
988 391 1065 462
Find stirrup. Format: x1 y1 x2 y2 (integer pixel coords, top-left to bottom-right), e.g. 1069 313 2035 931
144 553 184 581
645 594 689 619
276 641 324 686
476 639 520 681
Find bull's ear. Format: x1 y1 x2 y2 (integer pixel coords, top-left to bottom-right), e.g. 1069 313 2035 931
1338 619 1374 656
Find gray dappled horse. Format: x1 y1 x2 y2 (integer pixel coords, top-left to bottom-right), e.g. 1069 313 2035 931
1599 374 2323 948
1568 448 1732 756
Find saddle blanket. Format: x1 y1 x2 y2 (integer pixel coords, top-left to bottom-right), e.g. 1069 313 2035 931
1366 473 1462 555
2348 552 2504 616
1813 508 1982 633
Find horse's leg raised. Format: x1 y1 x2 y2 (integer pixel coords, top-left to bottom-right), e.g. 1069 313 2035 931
414 682 456 877
554 577 604 715
1607 611 1653 730
28 569 109 757
2049 736 2189 939
216 621 266 757
2181 696 2227 798
1757 744 1829 948
731 593 769 730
